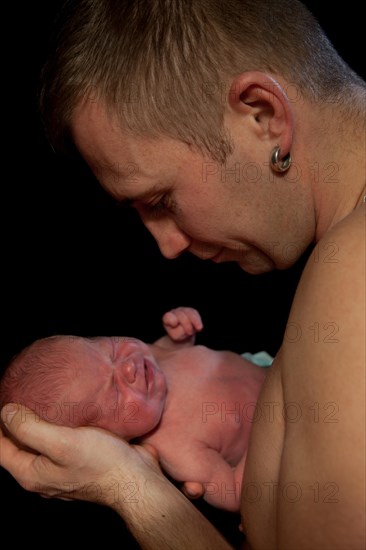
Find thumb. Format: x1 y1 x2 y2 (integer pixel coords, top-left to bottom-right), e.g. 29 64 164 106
1 403 21 428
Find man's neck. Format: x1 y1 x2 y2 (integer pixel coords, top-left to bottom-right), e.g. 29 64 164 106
304 98 366 241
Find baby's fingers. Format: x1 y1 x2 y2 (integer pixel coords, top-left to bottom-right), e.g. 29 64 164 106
169 307 202 334
185 308 203 332
173 308 195 336
162 311 180 328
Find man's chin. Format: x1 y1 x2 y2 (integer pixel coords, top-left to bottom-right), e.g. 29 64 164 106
238 256 275 274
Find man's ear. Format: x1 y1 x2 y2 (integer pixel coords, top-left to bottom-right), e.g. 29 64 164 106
227 71 294 157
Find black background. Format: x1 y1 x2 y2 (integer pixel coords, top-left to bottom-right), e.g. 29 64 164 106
1 2 364 548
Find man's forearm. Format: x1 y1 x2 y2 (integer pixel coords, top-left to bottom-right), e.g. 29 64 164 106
114 471 233 550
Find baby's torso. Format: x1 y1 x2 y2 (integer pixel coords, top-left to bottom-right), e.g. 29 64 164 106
142 345 265 480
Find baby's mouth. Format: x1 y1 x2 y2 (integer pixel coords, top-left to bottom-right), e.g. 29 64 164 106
144 361 148 390
143 358 156 394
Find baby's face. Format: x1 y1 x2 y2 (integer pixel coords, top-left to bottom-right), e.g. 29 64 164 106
63 336 167 439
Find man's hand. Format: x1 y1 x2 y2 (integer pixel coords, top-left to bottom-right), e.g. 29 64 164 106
181 481 205 500
162 307 203 342
1 404 234 549
0 403 162 509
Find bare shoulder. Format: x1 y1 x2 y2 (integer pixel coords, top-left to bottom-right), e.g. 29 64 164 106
276 206 365 547
283 205 365 372
281 204 365 427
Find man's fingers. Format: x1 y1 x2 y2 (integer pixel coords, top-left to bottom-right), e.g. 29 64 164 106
1 404 72 462
0 430 40 488
182 481 205 499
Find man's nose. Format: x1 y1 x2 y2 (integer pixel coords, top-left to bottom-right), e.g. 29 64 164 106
145 218 192 259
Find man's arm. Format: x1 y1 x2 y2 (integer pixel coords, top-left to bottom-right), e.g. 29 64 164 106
0 405 233 550
153 307 203 350
116 465 234 549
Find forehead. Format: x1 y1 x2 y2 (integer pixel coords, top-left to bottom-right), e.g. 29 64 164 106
70 100 191 200
58 337 107 365
64 338 110 392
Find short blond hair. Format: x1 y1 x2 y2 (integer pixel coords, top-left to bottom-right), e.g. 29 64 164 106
40 0 363 163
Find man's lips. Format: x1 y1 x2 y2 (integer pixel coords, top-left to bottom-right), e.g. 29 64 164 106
210 252 223 263
210 250 234 263
206 248 225 262
210 248 254 264
209 248 245 263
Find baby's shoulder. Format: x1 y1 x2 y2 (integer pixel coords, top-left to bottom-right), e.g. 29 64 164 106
162 344 224 374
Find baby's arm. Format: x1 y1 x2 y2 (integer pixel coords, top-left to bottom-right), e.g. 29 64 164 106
164 444 243 513
154 307 203 350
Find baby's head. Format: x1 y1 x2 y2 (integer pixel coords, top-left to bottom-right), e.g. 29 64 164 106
0 335 167 440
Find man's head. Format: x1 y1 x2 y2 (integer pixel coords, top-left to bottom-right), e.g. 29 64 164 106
70 91 314 274
41 0 360 159
0 335 167 440
40 0 364 272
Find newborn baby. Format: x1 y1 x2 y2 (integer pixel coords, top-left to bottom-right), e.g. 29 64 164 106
0 308 268 512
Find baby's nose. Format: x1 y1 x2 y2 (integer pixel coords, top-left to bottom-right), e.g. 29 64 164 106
116 357 137 384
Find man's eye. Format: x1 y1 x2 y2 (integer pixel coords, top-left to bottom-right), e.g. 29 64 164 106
148 196 172 218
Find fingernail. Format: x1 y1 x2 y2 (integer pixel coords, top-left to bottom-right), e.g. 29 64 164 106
186 488 199 497
1 403 19 426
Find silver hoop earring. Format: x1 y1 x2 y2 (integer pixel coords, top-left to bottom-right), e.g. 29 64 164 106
270 145 292 173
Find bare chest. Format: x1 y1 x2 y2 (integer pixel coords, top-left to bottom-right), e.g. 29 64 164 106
241 356 285 547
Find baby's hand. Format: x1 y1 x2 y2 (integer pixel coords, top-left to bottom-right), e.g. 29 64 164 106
162 307 203 342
